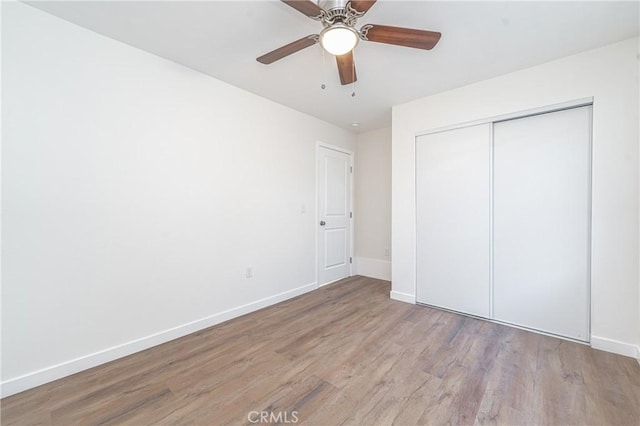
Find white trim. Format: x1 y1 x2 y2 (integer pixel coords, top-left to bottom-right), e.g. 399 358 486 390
349 153 354 277
317 142 353 156
0 281 317 398
318 277 345 287
489 122 495 318
390 290 416 304
355 257 391 281
586 105 594 342
590 336 639 358
413 133 419 302
414 97 594 138
636 346 640 365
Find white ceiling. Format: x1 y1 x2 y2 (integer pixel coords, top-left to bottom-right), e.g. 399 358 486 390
25 1 640 133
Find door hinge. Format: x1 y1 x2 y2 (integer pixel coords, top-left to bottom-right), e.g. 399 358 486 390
350 166 353 173
350 212 353 218
350 257 353 264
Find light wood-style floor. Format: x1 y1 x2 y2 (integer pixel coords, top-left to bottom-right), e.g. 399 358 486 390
2 276 639 425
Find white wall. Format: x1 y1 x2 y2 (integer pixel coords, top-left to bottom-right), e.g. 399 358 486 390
1 2 354 396
392 37 639 357
354 127 391 281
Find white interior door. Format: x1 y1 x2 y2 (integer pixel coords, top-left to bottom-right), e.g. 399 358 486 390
318 145 352 286
416 124 492 317
493 106 591 341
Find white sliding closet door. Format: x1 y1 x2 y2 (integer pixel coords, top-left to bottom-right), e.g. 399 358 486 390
493 106 591 341
416 124 491 317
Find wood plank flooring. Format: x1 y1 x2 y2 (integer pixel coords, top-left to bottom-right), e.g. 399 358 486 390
2 276 639 425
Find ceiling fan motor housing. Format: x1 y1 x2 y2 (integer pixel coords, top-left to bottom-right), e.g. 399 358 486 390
318 0 349 12
316 0 365 27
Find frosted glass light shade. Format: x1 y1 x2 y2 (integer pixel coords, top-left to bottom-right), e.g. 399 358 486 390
320 25 359 56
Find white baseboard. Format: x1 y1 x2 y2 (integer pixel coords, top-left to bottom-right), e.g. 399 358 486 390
0 282 317 398
390 290 416 304
636 346 640 365
355 257 391 281
590 335 639 358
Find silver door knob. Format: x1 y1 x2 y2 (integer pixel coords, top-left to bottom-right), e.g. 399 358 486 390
320 221 326 226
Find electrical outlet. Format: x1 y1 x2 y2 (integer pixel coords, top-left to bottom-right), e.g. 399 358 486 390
245 267 253 278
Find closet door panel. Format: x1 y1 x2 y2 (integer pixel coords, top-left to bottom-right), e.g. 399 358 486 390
493 106 591 341
416 124 491 317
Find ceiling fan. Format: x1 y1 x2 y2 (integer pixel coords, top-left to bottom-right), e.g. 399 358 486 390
257 0 441 85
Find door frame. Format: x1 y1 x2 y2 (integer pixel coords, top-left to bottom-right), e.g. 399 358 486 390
316 141 354 288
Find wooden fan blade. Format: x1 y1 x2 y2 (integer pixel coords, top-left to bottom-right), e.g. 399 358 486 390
257 35 318 64
362 24 441 50
281 0 324 18
336 51 357 85
348 0 377 14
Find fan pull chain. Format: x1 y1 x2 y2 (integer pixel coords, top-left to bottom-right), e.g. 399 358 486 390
320 46 326 90
351 61 356 97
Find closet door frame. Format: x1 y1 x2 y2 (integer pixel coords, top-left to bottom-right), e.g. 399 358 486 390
414 97 593 343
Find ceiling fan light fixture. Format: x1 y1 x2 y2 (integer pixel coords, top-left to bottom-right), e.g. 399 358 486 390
320 24 359 56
